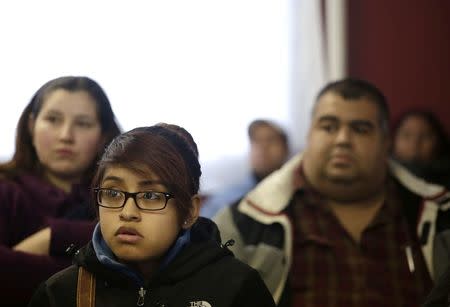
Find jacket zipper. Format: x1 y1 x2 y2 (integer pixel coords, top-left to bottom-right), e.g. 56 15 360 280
137 287 147 306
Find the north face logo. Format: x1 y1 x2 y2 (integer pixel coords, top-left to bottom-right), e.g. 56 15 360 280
188 301 212 307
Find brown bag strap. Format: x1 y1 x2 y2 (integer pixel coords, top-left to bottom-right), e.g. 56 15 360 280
77 266 96 307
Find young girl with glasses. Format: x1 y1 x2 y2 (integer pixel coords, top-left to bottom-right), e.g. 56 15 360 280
28 124 275 307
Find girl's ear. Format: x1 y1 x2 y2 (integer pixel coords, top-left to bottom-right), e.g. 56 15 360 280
182 194 201 229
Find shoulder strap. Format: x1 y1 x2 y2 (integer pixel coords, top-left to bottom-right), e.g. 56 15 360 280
77 266 96 307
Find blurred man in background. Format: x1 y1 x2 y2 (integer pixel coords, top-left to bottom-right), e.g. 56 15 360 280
200 119 290 218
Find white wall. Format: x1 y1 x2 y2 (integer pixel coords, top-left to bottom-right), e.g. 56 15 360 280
0 0 329 193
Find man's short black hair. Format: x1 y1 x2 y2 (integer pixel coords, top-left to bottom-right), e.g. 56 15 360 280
314 78 390 134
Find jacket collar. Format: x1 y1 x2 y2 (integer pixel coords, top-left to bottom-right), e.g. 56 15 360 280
91 223 192 286
239 153 448 219
388 159 448 200
238 153 302 218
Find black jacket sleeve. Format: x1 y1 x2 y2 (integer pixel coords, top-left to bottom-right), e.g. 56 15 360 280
232 269 276 307
27 282 51 307
422 265 450 307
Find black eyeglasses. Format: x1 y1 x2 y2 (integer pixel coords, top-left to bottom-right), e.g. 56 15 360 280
93 188 174 211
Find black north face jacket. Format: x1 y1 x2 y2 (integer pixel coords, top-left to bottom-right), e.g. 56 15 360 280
28 218 275 307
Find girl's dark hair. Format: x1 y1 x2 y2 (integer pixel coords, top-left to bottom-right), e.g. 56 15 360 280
91 123 201 223
0 76 122 182
392 109 450 158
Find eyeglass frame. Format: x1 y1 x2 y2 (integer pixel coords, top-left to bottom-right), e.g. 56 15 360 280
93 188 175 211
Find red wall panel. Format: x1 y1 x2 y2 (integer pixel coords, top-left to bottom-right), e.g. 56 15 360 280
347 0 450 131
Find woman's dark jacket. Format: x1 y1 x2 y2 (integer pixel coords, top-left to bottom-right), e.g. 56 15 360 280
0 174 95 307
28 218 275 307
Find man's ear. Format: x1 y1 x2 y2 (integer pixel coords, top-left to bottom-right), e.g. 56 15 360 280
383 133 392 156
182 194 201 229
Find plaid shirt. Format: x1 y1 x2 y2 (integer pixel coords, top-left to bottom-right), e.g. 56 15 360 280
289 171 433 307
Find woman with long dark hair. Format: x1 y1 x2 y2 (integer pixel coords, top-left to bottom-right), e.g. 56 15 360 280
0 76 121 306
